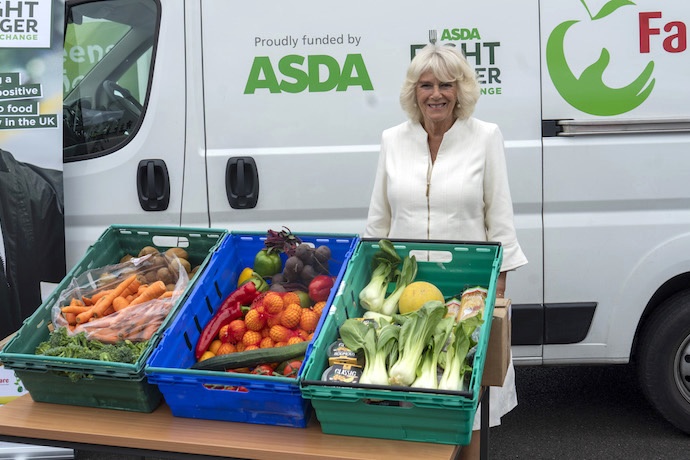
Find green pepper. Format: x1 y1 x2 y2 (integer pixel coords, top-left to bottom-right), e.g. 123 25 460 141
253 248 282 278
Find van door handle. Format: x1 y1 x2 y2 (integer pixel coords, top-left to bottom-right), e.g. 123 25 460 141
226 157 259 209
137 159 170 211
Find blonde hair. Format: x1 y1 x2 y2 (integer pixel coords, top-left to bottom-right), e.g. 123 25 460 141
400 44 480 122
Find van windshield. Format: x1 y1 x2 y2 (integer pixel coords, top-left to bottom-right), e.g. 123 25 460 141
63 0 159 161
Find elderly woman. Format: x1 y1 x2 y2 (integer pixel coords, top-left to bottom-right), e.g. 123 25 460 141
364 43 527 459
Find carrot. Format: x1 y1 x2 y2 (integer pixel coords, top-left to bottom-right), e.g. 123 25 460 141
69 298 85 307
158 291 174 299
75 306 97 324
61 305 91 314
63 312 77 325
82 296 94 306
126 322 159 342
122 278 142 297
83 328 120 344
89 289 112 304
91 274 138 318
128 281 167 307
112 296 130 311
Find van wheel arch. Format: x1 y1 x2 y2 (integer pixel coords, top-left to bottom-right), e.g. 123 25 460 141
636 289 690 434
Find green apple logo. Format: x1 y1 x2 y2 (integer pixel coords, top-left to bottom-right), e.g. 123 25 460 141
546 0 655 116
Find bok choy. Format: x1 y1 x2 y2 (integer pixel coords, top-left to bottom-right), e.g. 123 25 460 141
359 239 401 313
388 300 447 386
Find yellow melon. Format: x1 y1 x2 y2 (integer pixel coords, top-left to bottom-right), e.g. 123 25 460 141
398 281 444 314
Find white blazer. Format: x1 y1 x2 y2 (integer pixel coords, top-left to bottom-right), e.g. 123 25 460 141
364 117 527 272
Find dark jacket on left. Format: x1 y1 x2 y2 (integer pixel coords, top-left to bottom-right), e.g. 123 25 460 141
0 149 66 339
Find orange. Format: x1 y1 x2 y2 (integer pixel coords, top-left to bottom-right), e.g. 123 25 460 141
312 301 327 317
282 291 301 307
280 304 302 329
216 342 236 355
259 336 275 348
269 324 292 343
244 308 266 331
242 330 262 347
263 292 284 315
299 309 319 333
287 336 303 345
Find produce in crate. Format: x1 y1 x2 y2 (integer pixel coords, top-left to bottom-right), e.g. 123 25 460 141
32 245 195 381
337 298 485 390
264 229 333 292
359 239 418 316
337 318 398 385
193 280 265 360
192 341 308 372
398 280 445 314
49 252 190 343
192 229 342 377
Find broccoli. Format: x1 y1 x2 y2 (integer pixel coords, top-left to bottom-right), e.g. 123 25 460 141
35 327 150 366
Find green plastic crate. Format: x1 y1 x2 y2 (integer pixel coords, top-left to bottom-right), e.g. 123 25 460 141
0 225 227 412
300 238 502 445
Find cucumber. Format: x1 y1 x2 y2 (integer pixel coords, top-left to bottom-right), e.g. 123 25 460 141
191 341 309 371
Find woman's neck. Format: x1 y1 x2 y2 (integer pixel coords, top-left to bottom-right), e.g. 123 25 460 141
423 118 456 163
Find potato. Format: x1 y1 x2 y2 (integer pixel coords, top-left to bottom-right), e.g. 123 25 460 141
156 267 175 285
169 257 192 274
120 254 134 264
165 247 189 260
138 246 159 257
145 270 159 284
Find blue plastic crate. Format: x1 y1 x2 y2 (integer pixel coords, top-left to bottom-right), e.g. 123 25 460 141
146 231 359 427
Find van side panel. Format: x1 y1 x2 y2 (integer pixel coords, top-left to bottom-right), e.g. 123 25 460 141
63 1 188 267
540 1 690 362
200 0 544 316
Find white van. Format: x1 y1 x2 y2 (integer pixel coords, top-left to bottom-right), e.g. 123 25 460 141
62 0 690 433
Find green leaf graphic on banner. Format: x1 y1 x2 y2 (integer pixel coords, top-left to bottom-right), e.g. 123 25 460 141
546 2 655 116
581 0 636 20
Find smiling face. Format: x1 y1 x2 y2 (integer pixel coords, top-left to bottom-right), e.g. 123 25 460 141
415 70 458 132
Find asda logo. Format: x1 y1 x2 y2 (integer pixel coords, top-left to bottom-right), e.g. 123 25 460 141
546 0 686 116
244 54 373 94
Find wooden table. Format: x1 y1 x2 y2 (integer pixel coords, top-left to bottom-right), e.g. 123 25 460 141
0 396 463 460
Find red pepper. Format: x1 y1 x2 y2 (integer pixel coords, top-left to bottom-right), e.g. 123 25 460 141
194 282 262 359
308 275 335 303
194 300 242 359
222 281 261 308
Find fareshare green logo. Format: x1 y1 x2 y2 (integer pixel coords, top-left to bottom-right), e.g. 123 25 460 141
546 0 655 116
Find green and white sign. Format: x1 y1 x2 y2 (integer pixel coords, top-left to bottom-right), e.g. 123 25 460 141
542 0 689 118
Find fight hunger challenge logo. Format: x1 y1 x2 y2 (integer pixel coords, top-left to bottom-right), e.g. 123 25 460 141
546 0 656 116
0 0 53 48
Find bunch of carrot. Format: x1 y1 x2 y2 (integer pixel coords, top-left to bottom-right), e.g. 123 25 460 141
59 274 175 343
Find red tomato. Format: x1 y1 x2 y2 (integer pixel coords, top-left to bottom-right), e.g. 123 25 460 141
282 360 302 378
251 364 275 376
